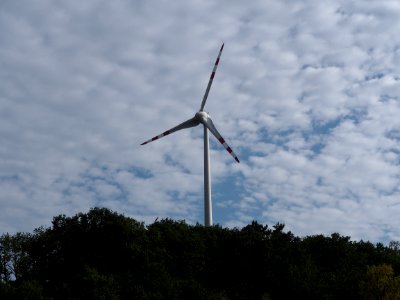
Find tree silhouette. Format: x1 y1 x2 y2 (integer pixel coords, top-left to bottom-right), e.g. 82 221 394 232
1 207 400 299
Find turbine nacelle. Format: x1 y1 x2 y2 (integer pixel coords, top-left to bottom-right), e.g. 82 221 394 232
195 111 210 124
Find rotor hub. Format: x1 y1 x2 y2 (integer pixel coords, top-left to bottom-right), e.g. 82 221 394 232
195 111 209 124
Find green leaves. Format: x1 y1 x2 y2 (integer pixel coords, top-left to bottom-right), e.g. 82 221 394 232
360 264 400 299
1 209 400 299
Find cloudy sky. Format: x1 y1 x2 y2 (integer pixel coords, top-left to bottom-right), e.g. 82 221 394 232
2 0 400 243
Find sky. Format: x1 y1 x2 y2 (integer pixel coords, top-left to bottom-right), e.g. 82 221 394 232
2 0 400 243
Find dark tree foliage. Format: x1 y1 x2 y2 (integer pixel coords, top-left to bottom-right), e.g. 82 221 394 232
1 207 400 299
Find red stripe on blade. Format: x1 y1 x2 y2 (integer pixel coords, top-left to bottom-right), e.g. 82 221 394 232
215 58 220 65
218 137 225 144
227 147 232 153
163 130 171 136
235 157 240 163
210 72 215 79
152 136 159 141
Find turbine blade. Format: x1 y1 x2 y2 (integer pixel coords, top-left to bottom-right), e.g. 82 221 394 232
204 117 240 163
141 117 199 145
200 43 224 111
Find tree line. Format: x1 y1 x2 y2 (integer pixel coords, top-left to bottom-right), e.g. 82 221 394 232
1 207 400 299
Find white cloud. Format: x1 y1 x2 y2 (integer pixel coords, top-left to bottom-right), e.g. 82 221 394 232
1 0 400 243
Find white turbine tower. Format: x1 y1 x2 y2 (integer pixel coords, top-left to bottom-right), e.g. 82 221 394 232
141 43 239 226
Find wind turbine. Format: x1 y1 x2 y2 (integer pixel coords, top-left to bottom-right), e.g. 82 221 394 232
141 43 239 226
